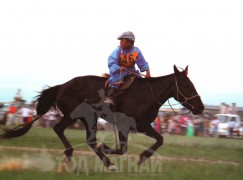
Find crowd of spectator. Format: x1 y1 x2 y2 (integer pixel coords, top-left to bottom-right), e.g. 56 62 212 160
151 105 242 138
0 102 63 128
0 89 62 128
151 113 211 137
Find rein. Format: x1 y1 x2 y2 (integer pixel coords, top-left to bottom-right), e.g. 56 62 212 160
122 68 146 77
121 68 199 115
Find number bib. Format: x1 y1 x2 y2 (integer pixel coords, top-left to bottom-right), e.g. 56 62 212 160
119 51 138 68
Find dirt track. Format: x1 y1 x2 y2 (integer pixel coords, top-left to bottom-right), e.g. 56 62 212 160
0 145 241 166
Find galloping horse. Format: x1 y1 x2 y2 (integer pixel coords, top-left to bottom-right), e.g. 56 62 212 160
0 65 204 170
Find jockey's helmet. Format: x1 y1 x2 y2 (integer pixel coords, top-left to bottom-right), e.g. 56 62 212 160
117 31 135 41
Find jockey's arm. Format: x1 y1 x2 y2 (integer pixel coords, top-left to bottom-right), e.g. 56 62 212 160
145 69 151 78
135 48 150 77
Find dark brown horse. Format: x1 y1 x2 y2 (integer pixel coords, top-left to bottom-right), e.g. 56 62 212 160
0 65 204 170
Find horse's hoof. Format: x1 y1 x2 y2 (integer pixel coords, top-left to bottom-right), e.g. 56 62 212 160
108 164 117 171
57 156 71 173
95 143 102 149
57 163 67 173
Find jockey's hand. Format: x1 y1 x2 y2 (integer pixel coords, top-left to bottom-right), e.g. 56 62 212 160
120 66 125 72
145 69 151 78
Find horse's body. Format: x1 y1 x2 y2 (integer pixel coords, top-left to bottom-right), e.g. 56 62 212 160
0 65 204 170
56 75 169 124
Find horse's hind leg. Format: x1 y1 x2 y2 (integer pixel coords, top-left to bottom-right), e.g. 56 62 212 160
81 115 116 170
101 130 129 155
137 124 163 165
53 116 75 162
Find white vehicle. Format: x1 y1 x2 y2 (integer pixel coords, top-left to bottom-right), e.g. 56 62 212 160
214 114 242 137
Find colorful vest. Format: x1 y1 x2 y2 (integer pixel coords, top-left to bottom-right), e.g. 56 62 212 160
119 48 138 68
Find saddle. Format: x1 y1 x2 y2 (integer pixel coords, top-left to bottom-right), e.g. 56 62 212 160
102 73 136 96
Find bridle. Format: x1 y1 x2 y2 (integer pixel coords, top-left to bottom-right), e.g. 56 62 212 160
174 76 200 111
147 76 200 114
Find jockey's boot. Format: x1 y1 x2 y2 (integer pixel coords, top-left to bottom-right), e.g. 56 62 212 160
104 87 118 106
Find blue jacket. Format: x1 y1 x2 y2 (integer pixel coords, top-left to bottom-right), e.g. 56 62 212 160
108 46 149 86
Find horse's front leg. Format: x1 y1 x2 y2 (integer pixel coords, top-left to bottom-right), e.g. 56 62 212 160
136 124 163 165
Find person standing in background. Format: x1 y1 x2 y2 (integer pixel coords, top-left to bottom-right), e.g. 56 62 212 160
18 104 31 124
203 115 211 137
180 115 187 135
154 116 161 133
186 116 194 137
6 103 17 126
45 109 57 128
211 116 220 137
228 117 236 137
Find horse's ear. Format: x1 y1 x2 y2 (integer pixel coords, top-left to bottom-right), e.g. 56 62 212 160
174 65 180 75
184 65 189 76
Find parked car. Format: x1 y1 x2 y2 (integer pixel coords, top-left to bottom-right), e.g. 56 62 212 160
240 119 243 138
210 114 242 137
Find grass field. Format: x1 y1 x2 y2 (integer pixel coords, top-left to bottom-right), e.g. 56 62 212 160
0 127 243 180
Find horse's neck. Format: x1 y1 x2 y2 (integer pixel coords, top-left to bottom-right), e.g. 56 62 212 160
147 74 175 106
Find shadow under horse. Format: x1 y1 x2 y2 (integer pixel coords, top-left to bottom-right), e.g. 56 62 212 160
0 65 204 170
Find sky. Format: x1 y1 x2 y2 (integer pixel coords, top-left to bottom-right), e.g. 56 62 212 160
0 0 243 107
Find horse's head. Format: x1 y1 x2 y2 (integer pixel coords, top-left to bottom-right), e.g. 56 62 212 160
173 65 204 114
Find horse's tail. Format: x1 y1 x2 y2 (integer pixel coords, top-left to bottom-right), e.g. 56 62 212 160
35 85 60 116
0 85 61 139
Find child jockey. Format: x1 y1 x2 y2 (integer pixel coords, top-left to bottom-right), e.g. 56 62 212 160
104 31 151 106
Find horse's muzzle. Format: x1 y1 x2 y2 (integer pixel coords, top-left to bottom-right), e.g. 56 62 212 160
192 104 204 115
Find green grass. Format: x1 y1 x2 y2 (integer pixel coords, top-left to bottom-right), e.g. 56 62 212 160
1 127 243 163
0 149 243 180
1 164 242 180
1 128 243 179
